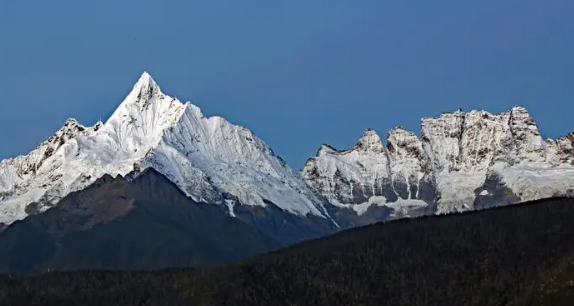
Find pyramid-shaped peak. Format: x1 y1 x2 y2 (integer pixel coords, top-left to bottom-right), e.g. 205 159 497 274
105 71 183 127
133 71 160 92
139 71 153 82
119 71 163 104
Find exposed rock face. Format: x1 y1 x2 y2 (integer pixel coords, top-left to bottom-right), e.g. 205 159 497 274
421 110 465 173
302 128 436 223
509 106 546 163
387 127 435 203
303 106 574 224
547 132 574 166
420 106 547 174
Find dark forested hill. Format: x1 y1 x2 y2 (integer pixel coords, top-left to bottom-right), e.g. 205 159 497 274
2 197 574 306
0 169 280 274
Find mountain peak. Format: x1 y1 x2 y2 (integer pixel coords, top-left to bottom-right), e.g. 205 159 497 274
511 105 528 112
316 144 339 156
388 126 415 136
356 129 384 153
128 71 162 102
137 71 155 86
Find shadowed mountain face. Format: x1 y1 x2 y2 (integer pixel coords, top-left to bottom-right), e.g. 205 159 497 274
1 197 574 306
0 169 281 274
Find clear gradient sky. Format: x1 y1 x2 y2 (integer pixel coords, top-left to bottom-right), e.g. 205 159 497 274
0 1 573 168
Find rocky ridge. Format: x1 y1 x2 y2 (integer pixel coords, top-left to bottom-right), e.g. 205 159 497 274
303 106 574 218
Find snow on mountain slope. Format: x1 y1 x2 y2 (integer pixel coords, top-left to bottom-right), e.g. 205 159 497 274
303 106 574 218
387 127 436 203
0 72 329 226
145 100 327 217
301 129 435 218
301 129 395 207
0 119 104 224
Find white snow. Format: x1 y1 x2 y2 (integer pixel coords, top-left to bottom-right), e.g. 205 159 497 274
351 196 387 215
384 198 429 218
435 172 485 213
491 163 574 201
224 199 237 217
301 129 391 205
328 195 429 218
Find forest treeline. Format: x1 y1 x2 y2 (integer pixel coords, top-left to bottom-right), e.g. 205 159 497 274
2 197 574 306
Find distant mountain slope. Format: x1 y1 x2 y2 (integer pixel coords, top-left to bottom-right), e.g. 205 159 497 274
0 169 280 274
2 197 574 306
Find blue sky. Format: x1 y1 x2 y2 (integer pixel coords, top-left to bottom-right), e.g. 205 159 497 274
0 1 573 168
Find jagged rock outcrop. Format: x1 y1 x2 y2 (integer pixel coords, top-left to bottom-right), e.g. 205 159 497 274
303 106 574 222
547 132 574 166
302 128 435 223
301 129 396 209
387 127 436 203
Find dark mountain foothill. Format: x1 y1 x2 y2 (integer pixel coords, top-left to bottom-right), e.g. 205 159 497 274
2 197 574 306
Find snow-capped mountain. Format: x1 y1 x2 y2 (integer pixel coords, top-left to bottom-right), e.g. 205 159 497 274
2 72 573 233
303 106 574 219
0 72 332 233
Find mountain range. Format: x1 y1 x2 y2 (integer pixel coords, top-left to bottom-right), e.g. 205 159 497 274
0 72 573 272
303 105 574 224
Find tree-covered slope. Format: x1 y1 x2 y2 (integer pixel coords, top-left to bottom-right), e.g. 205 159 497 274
1 197 574 305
